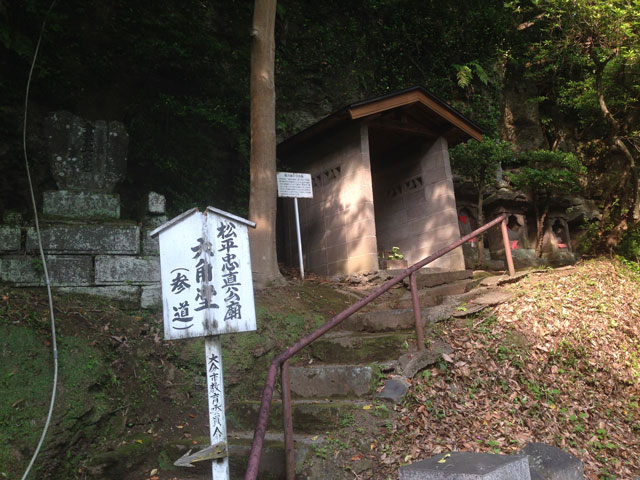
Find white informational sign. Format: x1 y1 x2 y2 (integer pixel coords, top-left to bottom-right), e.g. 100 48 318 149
277 172 313 199
151 206 258 480
151 207 257 340
276 172 313 281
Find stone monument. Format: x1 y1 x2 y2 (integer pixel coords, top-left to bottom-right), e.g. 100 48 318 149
0 111 163 308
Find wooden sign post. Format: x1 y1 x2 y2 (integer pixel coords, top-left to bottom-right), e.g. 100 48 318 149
277 172 313 280
151 207 257 479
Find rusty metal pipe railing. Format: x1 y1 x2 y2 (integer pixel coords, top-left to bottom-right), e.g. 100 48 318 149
244 214 510 480
409 272 424 350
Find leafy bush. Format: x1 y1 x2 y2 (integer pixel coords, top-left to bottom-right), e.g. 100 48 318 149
617 224 640 263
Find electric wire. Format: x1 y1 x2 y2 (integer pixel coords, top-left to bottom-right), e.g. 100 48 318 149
20 1 59 479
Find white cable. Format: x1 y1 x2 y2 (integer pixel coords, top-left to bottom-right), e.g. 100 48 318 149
20 2 58 479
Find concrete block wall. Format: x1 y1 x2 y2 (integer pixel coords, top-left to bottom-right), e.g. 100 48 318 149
287 123 379 276
373 137 465 271
0 192 165 309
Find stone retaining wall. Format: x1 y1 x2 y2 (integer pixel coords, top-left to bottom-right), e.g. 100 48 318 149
0 192 165 309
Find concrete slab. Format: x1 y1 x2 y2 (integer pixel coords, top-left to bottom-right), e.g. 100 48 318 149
289 364 372 398
0 255 93 286
399 452 531 479
26 223 139 254
520 442 583 480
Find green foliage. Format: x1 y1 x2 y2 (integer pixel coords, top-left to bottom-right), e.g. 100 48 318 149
617 224 640 263
387 246 404 260
451 137 515 192
507 150 586 198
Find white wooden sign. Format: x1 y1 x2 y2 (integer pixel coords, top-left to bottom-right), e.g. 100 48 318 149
277 172 313 199
151 207 257 480
151 207 257 340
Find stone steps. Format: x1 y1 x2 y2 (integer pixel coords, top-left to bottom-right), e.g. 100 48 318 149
227 399 368 433
163 432 326 479
288 364 373 398
339 287 498 332
309 330 413 363
372 277 479 311
224 270 517 478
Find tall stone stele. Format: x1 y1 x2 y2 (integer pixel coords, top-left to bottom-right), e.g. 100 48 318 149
42 111 129 219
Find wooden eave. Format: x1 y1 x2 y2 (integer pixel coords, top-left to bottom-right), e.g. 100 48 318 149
277 86 483 160
348 87 482 142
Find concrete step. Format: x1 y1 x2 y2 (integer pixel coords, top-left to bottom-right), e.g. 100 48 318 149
227 398 367 433
391 277 480 309
404 269 473 290
340 287 501 332
309 330 413 363
162 431 325 479
288 364 373 398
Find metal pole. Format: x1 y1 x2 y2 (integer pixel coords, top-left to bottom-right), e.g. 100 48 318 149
500 218 516 277
205 336 230 479
294 197 304 280
409 272 424 351
281 360 295 480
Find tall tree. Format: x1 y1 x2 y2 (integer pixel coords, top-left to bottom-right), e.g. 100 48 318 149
507 150 586 257
513 0 640 246
248 0 285 287
451 137 515 265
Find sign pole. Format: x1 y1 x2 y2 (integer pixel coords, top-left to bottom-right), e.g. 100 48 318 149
150 207 258 479
276 172 314 282
293 197 304 281
205 335 229 478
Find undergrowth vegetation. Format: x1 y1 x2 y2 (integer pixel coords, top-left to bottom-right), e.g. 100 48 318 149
370 259 640 479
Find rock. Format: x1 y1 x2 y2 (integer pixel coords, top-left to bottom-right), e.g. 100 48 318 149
377 375 409 403
144 191 166 214
520 442 583 480
397 340 453 378
399 452 531 479
0 226 21 252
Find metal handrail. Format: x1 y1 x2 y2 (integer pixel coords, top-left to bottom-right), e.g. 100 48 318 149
244 214 513 480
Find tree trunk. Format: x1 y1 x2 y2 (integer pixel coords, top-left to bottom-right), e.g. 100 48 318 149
248 0 285 288
535 203 548 258
592 54 640 244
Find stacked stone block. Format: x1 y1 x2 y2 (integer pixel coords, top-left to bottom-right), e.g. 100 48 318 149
0 111 163 309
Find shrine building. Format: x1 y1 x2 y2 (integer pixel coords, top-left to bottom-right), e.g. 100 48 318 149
278 86 483 276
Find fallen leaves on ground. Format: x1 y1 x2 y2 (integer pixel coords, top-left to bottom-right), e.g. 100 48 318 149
370 258 640 480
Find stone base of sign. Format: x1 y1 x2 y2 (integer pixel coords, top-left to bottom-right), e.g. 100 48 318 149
399 452 531 480
0 226 21 252
26 223 140 254
0 255 93 286
140 285 162 309
56 286 140 307
95 255 160 284
42 190 121 219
